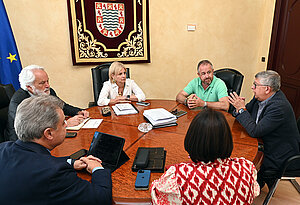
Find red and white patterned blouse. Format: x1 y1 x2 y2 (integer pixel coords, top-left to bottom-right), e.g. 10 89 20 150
151 158 260 205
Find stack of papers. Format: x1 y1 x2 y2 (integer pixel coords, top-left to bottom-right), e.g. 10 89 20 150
143 108 177 127
112 103 138 116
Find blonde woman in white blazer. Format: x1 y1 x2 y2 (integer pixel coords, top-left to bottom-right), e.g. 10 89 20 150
97 62 146 106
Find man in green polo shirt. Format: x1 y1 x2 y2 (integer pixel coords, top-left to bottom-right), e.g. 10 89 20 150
176 60 229 110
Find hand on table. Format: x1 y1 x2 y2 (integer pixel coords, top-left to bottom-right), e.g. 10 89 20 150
110 96 131 104
66 115 84 127
187 94 204 109
80 155 103 174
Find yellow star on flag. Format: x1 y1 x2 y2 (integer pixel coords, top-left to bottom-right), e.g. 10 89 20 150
7 53 17 63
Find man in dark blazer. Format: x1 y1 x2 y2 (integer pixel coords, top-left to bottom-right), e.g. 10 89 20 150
0 96 112 205
228 70 300 189
5 64 89 141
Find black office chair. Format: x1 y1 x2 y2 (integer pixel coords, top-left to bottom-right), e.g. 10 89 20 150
89 63 130 107
214 68 244 114
0 84 15 142
263 154 300 205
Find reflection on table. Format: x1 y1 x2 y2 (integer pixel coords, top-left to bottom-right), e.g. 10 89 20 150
51 100 262 204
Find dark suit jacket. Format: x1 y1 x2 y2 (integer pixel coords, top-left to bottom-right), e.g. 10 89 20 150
5 88 81 141
0 140 112 205
236 90 300 170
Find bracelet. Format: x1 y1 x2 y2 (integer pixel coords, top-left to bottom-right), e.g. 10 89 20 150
184 98 188 105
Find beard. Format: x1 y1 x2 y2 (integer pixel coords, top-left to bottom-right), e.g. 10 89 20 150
202 77 212 86
32 86 50 96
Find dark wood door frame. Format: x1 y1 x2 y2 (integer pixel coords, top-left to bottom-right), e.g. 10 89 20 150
268 0 300 119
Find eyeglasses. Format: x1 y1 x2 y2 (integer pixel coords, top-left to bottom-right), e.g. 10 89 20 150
252 82 269 89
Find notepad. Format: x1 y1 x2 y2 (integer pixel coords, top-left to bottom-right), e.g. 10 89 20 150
66 118 90 131
112 103 138 116
115 103 133 111
82 119 103 129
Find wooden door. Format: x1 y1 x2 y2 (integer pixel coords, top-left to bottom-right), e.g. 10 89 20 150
268 0 300 119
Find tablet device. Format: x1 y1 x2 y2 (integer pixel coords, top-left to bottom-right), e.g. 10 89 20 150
88 132 128 172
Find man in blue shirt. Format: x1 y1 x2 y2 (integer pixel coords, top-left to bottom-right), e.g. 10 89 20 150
176 60 229 110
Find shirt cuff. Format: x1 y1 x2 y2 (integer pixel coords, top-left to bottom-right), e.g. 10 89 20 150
92 167 104 173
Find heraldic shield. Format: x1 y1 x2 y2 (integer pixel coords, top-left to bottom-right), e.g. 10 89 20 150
95 2 125 38
67 0 150 64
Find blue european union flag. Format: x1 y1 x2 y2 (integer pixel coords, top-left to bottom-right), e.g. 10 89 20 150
0 0 22 90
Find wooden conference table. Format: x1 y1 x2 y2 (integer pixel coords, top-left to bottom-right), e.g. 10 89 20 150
51 100 263 204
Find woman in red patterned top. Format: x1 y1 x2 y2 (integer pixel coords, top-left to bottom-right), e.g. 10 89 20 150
151 108 260 204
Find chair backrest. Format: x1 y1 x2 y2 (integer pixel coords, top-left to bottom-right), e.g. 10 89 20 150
91 63 130 105
214 68 244 114
214 68 244 95
0 84 15 142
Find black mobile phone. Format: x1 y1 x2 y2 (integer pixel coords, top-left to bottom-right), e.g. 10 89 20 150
175 110 187 118
70 149 87 160
66 132 77 138
135 170 151 190
136 102 150 106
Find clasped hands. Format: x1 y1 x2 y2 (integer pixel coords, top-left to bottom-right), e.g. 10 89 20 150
110 95 138 104
228 92 246 111
73 155 103 174
186 94 205 109
112 95 131 104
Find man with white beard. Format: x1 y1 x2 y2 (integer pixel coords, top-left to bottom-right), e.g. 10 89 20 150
5 65 89 141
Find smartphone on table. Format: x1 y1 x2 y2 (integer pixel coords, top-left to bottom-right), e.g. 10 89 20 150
174 110 187 118
136 102 150 106
70 149 87 160
135 170 151 190
66 132 77 138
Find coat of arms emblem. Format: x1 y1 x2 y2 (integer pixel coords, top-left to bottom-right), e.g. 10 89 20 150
95 2 125 38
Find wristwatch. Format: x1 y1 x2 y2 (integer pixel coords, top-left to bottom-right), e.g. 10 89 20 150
233 108 246 117
204 101 207 108
126 95 130 100
238 108 246 114
232 108 246 117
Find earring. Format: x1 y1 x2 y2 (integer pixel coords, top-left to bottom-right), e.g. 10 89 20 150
112 79 116 83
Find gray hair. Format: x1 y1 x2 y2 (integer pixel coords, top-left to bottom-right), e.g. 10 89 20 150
197 60 213 73
14 95 64 142
255 70 281 92
19 65 44 90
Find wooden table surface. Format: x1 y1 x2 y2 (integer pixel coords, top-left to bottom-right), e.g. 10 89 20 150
51 100 262 204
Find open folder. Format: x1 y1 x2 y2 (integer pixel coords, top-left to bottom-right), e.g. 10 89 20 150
112 103 139 116
66 118 90 131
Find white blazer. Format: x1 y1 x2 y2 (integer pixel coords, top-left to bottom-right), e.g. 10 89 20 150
97 79 146 106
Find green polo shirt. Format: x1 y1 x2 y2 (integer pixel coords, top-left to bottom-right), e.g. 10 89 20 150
183 76 228 102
